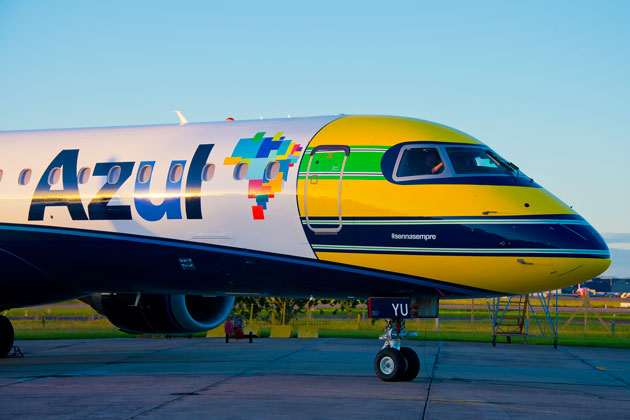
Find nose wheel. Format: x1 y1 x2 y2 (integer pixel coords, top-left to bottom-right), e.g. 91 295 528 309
374 345 420 381
399 346 420 381
375 347 405 381
1 315 14 358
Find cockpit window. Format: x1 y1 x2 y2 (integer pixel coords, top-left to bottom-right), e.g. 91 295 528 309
446 147 513 175
395 146 445 178
383 142 533 185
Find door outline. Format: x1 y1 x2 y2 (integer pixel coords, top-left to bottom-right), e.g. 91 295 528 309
304 145 350 234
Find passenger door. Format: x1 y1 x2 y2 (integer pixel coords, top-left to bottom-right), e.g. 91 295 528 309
303 145 350 234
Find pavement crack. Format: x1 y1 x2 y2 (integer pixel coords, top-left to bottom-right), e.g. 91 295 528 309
421 340 442 420
0 376 54 388
15 341 86 355
435 377 630 401
269 337 332 362
123 339 335 419
105 340 202 365
560 347 630 387
125 374 243 420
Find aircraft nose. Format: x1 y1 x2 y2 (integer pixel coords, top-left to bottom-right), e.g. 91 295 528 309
547 218 611 286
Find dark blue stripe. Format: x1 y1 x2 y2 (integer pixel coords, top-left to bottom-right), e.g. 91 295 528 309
311 248 608 258
0 223 496 297
303 214 587 222
302 219 609 258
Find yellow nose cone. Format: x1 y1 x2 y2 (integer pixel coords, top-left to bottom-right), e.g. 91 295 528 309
550 257 612 290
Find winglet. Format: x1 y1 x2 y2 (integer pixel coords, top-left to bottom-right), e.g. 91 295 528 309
174 110 189 126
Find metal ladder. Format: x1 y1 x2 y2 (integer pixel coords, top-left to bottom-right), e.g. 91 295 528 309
487 293 559 348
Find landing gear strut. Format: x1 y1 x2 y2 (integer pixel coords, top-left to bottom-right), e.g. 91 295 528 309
1 315 14 358
369 297 438 382
374 319 420 382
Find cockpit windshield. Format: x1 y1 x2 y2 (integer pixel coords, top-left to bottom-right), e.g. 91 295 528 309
386 142 530 184
446 147 514 175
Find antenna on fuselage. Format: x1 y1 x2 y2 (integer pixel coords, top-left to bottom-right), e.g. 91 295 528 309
174 110 189 126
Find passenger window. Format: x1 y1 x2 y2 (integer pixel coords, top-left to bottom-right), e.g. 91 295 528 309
201 163 215 182
48 167 61 185
137 165 152 184
169 163 184 183
78 167 91 184
265 161 280 181
107 166 121 184
18 169 32 185
395 147 444 178
233 162 248 180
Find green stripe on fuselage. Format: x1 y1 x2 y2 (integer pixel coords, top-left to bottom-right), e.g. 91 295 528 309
298 148 386 175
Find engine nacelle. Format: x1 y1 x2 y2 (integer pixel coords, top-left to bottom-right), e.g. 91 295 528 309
82 293 235 334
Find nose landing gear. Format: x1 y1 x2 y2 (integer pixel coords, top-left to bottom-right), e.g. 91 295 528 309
369 297 438 382
374 318 420 381
1 314 14 358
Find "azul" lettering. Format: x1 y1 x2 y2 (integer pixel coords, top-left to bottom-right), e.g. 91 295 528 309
28 144 214 222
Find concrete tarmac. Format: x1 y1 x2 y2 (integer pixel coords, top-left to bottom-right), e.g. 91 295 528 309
1 337 629 419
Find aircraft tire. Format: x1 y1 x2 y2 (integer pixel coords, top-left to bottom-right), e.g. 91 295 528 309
399 347 420 381
0 315 14 357
374 348 406 382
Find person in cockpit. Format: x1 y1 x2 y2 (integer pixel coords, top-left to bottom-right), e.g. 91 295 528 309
397 147 445 177
424 149 444 174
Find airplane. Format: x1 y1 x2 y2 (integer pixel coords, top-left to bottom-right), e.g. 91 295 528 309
0 114 611 381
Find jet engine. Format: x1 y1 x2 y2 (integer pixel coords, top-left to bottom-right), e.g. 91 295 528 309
81 293 235 334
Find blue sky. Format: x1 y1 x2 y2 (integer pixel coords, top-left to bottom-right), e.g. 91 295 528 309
1 1 628 276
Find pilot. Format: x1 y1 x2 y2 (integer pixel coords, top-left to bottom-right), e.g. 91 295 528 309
397 147 444 177
424 149 444 174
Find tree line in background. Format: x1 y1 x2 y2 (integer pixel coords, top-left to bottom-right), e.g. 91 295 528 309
232 297 364 324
